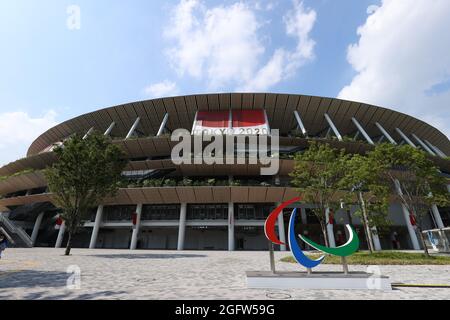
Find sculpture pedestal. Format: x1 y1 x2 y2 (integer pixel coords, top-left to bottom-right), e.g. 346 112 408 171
246 271 392 290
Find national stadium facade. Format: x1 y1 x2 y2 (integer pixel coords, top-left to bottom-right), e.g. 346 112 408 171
0 93 449 251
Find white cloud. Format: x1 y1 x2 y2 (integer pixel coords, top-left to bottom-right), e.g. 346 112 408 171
366 5 379 15
338 0 450 139
243 0 316 91
165 0 316 91
0 110 58 166
143 80 179 98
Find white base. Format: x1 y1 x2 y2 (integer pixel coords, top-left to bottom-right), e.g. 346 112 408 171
246 271 392 291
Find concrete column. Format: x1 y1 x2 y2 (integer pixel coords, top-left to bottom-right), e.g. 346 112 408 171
412 134 436 156
83 127 94 140
277 203 287 251
395 128 416 148
293 110 307 136
274 175 281 186
371 227 382 251
177 203 187 251
55 221 66 248
157 113 169 136
89 205 103 249
375 122 397 145
351 117 374 145
300 207 308 225
324 113 343 141
31 212 44 247
394 179 420 250
104 122 116 136
130 204 143 250
325 208 336 247
431 204 445 229
126 117 141 139
228 202 235 251
400 203 421 250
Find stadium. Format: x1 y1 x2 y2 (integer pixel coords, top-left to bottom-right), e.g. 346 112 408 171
0 93 449 251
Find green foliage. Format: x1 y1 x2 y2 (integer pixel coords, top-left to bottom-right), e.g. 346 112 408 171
368 143 450 254
178 178 193 186
340 153 391 228
290 141 349 246
142 178 163 187
229 180 241 186
369 144 450 225
215 179 229 186
341 135 356 142
289 130 304 138
44 133 126 255
0 168 37 182
279 153 295 160
281 251 450 265
163 178 177 187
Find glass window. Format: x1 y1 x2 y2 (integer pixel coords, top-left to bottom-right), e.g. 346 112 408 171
142 204 180 220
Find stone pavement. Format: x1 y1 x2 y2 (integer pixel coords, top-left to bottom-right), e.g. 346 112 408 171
0 248 449 300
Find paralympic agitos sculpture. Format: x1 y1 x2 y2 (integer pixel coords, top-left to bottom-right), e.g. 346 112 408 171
264 197 359 269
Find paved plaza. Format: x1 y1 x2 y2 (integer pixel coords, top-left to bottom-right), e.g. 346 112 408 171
0 248 449 300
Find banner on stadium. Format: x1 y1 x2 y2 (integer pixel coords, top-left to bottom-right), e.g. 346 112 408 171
191 110 269 135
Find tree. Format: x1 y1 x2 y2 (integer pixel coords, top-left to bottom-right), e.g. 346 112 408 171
45 133 126 255
369 143 450 255
290 142 349 247
339 153 390 253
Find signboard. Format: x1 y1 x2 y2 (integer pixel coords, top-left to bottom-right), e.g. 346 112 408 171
192 110 269 135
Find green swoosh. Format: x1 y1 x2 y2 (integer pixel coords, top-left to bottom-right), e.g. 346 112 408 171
299 225 359 257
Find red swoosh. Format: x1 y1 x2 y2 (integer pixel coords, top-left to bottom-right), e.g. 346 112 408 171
264 197 301 245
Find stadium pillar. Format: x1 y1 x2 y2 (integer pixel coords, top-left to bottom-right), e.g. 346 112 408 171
351 117 374 145
157 113 169 136
104 122 116 136
83 127 94 140
325 207 336 247
55 221 66 248
126 117 140 139
177 203 187 250
228 202 235 251
400 203 421 250
130 203 143 250
412 134 436 156
431 204 445 229
324 113 343 141
276 203 287 251
395 128 416 148
424 140 447 158
394 180 420 250
375 122 397 145
300 207 308 224
31 212 44 247
89 205 103 249
371 227 382 251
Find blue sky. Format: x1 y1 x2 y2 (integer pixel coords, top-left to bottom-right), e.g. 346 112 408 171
1 0 450 166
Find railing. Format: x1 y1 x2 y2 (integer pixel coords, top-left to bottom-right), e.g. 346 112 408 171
0 213 33 247
0 213 15 230
422 227 450 253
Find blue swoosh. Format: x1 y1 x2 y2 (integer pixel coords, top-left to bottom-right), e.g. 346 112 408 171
288 208 324 268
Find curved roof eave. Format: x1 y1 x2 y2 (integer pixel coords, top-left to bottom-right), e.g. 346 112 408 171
27 93 450 156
